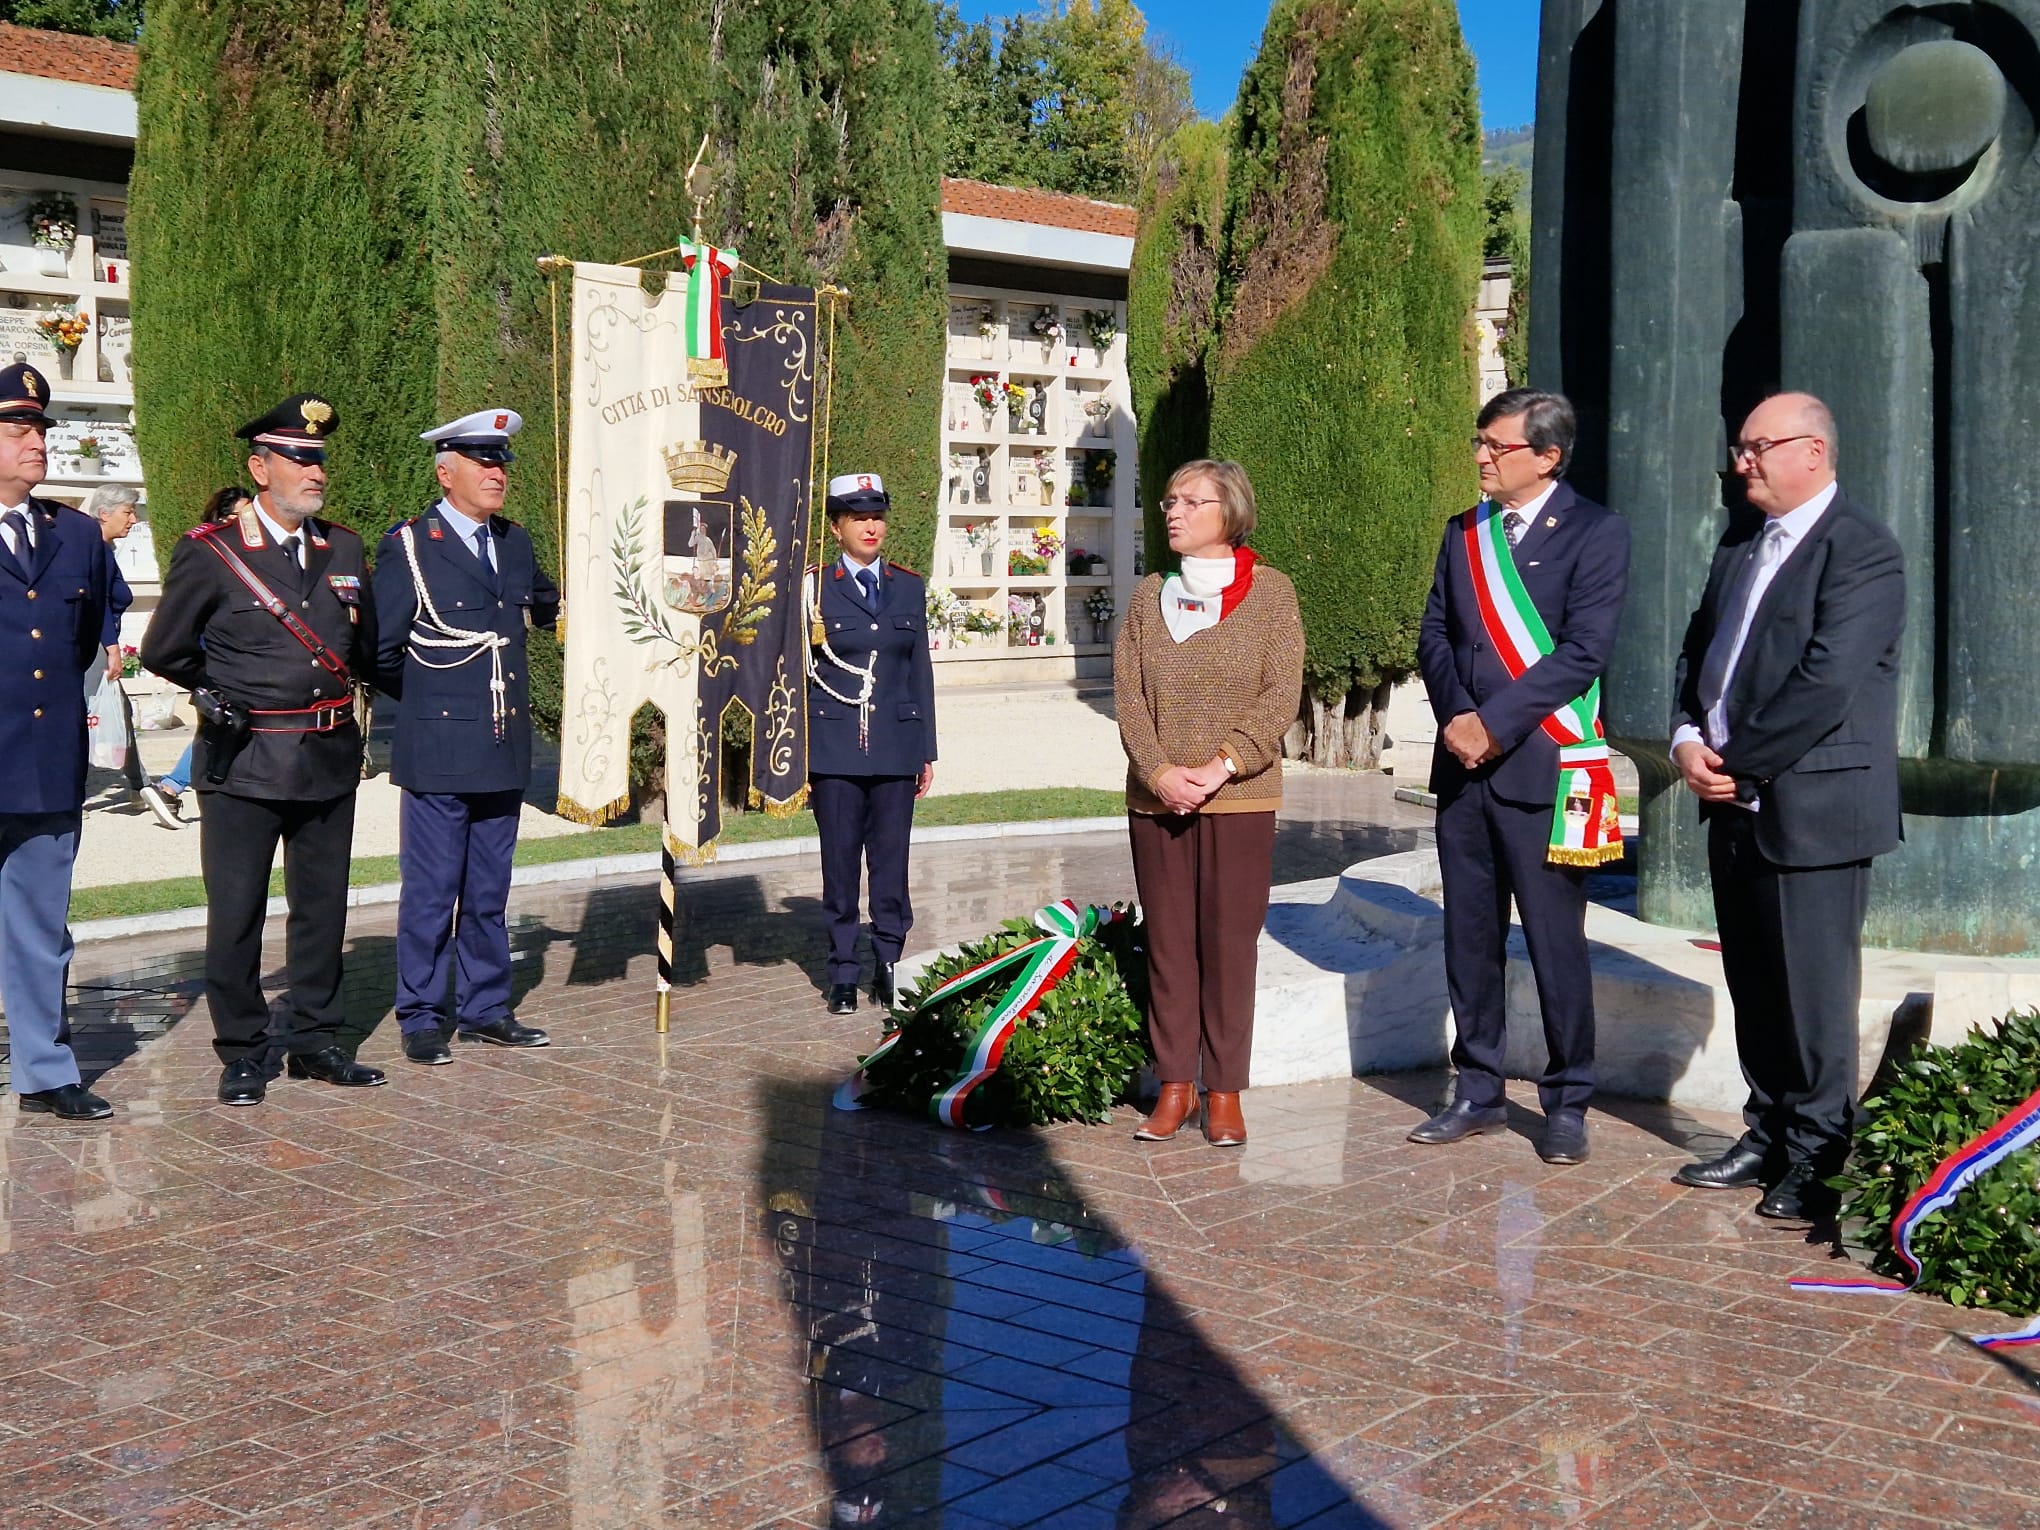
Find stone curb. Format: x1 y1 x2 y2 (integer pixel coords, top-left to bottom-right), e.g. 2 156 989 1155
69 815 1129 946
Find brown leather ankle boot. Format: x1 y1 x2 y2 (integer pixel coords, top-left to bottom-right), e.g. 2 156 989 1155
1135 1081 1197 1141
1202 1090 1246 1146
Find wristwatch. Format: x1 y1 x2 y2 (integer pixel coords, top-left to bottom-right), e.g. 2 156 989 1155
1222 753 1238 777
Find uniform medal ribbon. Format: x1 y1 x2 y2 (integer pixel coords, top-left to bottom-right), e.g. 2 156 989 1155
1790 1084 2040 1349
834 900 1125 1128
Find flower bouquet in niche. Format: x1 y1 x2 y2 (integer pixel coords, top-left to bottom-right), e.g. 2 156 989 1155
26 192 77 250
71 434 105 475
1032 307 1064 360
925 586 965 648
969 375 1000 430
962 603 1005 645
1001 380 1029 432
1085 450 1116 507
1084 397 1113 437
36 304 90 379
976 306 999 357
1084 588 1116 644
1083 309 1118 362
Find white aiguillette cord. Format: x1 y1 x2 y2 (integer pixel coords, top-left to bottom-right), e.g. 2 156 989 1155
398 523 509 739
804 569 878 752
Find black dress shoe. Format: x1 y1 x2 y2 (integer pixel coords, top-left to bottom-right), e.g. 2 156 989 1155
827 983 859 1015
1407 1099 1508 1145
18 1082 113 1121
1673 1143 1767 1190
285 1047 388 1088
1538 1111 1590 1164
402 1027 454 1065
459 1017 550 1048
1757 1164 1837 1222
872 962 898 1009
216 1060 267 1107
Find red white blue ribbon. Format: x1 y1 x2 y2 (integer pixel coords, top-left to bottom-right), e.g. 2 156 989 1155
834 900 1123 1128
1791 1084 2040 1350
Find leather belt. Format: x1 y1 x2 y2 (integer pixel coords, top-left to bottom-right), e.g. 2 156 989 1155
249 701 352 734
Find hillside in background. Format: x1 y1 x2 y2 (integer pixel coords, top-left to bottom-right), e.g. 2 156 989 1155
1482 125 1533 175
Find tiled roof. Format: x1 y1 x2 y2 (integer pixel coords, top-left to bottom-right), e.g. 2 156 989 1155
0 21 137 91
941 178 1136 238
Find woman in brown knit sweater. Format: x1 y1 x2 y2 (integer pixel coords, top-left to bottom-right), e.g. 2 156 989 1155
1115 460 1305 1146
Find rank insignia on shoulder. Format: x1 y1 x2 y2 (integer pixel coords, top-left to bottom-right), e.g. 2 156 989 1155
886 560 920 577
426 518 444 541
237 504 264 549
307 526 330 549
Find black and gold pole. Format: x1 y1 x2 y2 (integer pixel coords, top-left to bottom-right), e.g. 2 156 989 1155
656 839 678 1034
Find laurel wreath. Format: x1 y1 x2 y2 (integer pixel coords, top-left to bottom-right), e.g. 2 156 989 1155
613 494 780 676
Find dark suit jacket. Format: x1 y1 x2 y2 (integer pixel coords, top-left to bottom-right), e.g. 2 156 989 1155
142 515 376 801
372 508 560 795
1418 483 1631 808
0 498 111 813
807 559 936 778
1670 492 1904 867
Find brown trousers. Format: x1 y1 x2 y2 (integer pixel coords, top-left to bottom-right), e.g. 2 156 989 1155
1127 809 1277 1093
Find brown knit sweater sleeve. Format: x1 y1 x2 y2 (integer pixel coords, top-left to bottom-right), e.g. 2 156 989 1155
1221 571 1305 777
1114 572 1170 794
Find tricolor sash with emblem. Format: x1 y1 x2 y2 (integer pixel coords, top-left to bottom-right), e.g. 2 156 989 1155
1463 503 1623 866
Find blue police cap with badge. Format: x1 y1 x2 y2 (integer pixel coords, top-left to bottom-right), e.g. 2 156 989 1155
825 472 889 517
237 393 339 463
0 362 56 426
423 408 522 465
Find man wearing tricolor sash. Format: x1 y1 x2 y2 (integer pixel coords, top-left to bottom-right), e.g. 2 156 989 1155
1413 389 1631 1166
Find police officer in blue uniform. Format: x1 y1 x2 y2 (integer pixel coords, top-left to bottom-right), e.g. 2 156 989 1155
372 408 559 1064
807 473 937 1015
0 362 114 1120
143 394 385 1105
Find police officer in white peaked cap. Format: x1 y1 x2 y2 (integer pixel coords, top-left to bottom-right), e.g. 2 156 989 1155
805 472 937 1017
371 406 559 1066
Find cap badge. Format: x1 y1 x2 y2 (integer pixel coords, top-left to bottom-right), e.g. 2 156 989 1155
493 413 509 430
858 475 874 490
24 374 38 399
301 399 334 434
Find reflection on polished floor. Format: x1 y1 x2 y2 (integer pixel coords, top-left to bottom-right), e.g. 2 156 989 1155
1 782 2036 1527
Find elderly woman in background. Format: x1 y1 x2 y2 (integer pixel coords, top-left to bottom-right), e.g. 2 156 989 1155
1114 459 1305 1147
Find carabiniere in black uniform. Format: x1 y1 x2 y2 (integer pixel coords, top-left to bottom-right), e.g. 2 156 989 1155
141 394 387 1103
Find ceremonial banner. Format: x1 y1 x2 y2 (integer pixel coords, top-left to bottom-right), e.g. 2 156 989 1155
557 262 815 857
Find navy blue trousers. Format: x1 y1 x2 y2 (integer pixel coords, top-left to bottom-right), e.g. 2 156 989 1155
811 773 916 985
396 788 522 1034
0 811 81 1094
1436 774 1596 1114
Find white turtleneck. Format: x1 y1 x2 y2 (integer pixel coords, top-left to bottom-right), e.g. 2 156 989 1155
1160 554 1235 643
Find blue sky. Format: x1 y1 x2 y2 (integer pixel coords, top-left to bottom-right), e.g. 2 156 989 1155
952 1 1541 131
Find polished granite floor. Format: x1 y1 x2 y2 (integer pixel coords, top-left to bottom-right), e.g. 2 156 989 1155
2 779 2037 1528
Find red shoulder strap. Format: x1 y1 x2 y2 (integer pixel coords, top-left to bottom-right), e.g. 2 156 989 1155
196 533 353 686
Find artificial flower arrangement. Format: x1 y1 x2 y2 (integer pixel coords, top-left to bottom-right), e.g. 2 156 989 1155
1001 380 1029 416
962 603 1005 639
72 434 104 460
1084 398 1113 423
25 192 78 249
1084 589 1116 624
36 305 90 353
1031 308 1065 345
1083 309 1118 355
961 520 998 552
1067 545 1095 574
1030 526 1063 562
977 306 999 339
924 585 966 635
1006 592 1035 641
969 375 1001 413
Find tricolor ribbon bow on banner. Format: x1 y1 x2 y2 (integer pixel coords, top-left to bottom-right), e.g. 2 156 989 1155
1791 1084 2040 1350
835 900 1127 1129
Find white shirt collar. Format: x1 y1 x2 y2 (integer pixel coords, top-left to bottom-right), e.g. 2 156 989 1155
1493 480 1561 524
254 498 304 550
839 551 880 581
1766 479 1839 544
437 497 492 547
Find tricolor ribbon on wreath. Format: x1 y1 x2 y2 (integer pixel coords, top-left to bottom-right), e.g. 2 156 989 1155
1463 503 1623 866
1789 1084 2040 1350
834 900 1126 1129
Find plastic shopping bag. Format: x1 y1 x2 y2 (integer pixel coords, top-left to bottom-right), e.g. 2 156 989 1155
86 671 129 771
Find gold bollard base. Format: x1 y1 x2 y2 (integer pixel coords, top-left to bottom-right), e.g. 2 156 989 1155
656 989 671 1035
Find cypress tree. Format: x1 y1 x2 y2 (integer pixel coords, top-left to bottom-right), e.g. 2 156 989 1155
1127 118 1227 574
1208 0 1480 765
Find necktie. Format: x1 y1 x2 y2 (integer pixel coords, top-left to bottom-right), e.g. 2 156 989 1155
282 534 303 571
856 567 879 611
475 525 494 574
1 508 28 562
1503 510 1526 548
1697 522 1785 718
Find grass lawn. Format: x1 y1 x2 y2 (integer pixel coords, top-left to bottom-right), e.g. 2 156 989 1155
70 787 1126 923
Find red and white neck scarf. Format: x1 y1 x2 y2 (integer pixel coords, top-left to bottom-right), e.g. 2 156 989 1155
1159 546 1258 644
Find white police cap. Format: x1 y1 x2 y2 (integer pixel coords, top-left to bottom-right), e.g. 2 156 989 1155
422 407 523 464
825 471 889 514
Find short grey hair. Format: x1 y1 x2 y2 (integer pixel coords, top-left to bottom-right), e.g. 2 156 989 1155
86 484 141 518
1477 387 1577 479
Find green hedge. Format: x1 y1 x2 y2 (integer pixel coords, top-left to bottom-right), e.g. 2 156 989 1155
1127 119 1227 575
1207 0 1480 716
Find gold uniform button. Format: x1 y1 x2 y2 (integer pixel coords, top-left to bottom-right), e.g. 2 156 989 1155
29 628 39 639
33 708 42 718
32 669 43 679
24 589 35 600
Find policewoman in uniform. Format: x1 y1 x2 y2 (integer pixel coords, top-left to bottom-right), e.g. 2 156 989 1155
372 408 559 1064
142 395 385 1104
806 473 936 1015
0 362 115 1120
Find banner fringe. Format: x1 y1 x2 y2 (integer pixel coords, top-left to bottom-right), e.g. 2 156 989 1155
750 785 811 818
555 791 630 827
662 826 721 867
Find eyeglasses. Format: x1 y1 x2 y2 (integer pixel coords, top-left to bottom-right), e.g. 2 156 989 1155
1470 436 1535 458
1730 435 1814 466
1158 495 1223 512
